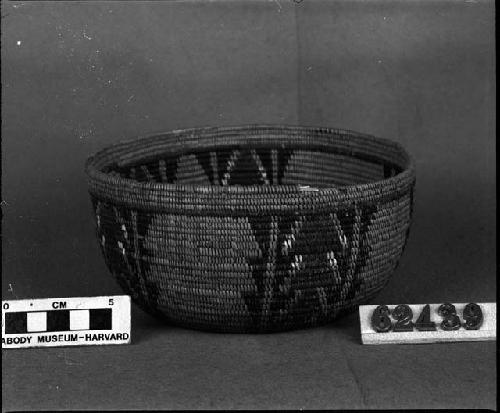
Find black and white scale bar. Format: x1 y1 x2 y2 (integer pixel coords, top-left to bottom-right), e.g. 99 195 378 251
5 308 112 334
2 295 131 349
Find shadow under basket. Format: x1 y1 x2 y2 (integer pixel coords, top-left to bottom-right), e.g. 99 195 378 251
85 125 416 333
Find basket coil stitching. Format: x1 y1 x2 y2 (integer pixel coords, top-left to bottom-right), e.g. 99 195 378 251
86 125 415 333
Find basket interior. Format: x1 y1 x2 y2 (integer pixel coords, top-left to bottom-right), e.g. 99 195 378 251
104 146 403 188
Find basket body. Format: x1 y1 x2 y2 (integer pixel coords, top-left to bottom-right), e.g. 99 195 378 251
85 125 415 333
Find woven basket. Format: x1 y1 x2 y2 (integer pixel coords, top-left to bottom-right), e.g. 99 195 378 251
85 125 415 333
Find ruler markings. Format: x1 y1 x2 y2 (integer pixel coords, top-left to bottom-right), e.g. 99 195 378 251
5 308 113 334
5 312 27 335
2 295 130 349
27 312 47 332
89 308 112 330
47 310 70 332
70 310 89 330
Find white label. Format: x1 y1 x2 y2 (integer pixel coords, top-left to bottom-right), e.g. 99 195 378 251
2 295 131 349
359 302 496 345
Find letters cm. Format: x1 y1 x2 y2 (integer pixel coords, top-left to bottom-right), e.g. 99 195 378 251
52 301 67 309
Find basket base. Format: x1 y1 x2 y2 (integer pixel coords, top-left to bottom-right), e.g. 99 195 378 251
130 297 371 334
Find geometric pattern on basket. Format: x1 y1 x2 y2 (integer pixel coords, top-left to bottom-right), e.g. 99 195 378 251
91 198 160 317
91 195 379 332
109 147 293 186
242 205 378 331
108 147 400 187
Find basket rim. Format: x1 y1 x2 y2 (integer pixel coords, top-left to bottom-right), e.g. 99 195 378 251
85 124 416 215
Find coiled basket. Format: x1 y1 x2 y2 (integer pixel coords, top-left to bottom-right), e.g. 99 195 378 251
85 125 415 333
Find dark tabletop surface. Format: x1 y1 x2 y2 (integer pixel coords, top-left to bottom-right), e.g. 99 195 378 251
2 0 495 410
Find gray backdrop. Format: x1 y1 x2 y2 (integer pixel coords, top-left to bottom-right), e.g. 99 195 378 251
2 0 496 410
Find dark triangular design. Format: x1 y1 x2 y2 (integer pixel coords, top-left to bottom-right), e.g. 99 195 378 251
133 165 148 182
241 290 262 329
107 163 129 179
384 164 394 178
267 214 301 320
216 149 233 184
228 150 265 186
195 151 215 184
255 149 273 185
347 204 378 300
98 203 128 274
135 209 153 282
145 164 160 183
276 214 296 238
401 182 415 254
279 215 335 295
336 209 355 246
384 162 403 178
136 210 152 239
332 208 359 286
247 215 274 263
277 148 293 184
246 256 267 302
242 215 276 329
163 155 179 183
119 167 131 179
246 215 275 292
126 208 162 315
